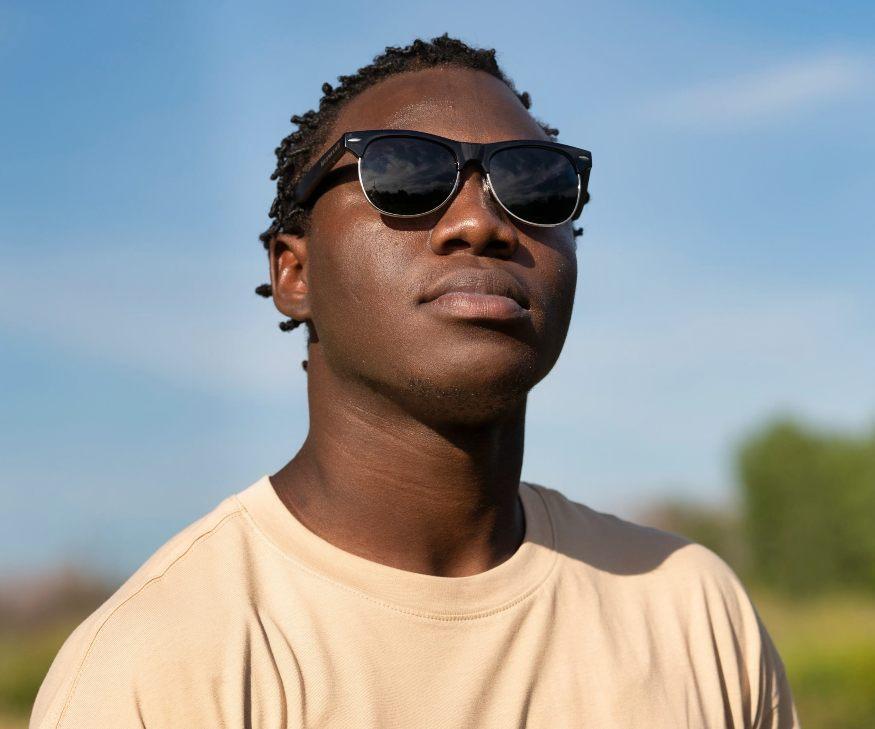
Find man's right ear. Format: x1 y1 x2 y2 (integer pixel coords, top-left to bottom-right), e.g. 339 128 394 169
269 233 312 322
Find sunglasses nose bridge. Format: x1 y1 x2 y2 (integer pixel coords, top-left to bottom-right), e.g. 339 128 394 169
458 142 486 172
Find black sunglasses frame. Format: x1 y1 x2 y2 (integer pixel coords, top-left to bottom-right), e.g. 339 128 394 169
294 129 593 227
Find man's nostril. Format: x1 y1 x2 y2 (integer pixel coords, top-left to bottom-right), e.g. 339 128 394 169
442 239 472 254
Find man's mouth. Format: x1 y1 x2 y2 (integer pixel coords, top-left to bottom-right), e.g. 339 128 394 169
420 269 530 321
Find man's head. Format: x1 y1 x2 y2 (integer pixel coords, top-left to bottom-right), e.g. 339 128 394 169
259 35 588 425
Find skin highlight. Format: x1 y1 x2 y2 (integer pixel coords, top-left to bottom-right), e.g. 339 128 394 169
268 66 578 577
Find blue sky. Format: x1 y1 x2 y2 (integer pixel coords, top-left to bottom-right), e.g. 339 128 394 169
2 0 874 578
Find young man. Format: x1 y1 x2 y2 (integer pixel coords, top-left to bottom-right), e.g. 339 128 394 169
32 35 799 728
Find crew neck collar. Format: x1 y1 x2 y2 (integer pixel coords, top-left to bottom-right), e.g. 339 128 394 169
235 475 558 620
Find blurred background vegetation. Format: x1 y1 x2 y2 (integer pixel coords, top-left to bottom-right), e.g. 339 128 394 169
641 414 875 727
2 412 874 728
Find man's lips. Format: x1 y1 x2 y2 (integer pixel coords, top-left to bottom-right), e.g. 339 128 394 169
419 269 530 321
427 291 527 319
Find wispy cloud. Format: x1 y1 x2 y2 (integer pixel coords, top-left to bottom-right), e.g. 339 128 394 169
649 51 873 130
0 250 307 399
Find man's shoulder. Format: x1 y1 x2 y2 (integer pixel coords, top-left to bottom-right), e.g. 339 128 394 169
527 482 798 727
30 484 256 729
526 481 743 593
529 482 769 672
84 487 249 628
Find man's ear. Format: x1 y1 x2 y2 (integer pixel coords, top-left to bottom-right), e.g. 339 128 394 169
269 233 312 322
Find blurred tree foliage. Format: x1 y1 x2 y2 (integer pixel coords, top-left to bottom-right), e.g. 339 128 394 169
736 416 875 596
638 414 875 727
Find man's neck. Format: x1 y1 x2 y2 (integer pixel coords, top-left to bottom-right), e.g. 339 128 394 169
271 351 527 577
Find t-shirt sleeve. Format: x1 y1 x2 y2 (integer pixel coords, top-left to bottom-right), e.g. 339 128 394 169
661 540 802 729
754 614 801 729
29 619 148 729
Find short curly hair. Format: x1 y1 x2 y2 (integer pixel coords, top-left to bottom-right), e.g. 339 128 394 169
256 33 586 334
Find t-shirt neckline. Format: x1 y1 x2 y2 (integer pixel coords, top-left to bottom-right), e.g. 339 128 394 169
235 475 558 620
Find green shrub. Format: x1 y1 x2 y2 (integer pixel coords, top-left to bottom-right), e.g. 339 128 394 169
736 417 875 595
0 623 76 715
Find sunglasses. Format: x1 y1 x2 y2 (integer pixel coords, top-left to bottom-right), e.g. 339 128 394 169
294 129 592 228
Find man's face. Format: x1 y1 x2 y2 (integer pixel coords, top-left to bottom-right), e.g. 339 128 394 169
274 66 578 424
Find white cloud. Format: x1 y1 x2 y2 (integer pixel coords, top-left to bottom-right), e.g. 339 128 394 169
649 51 873 130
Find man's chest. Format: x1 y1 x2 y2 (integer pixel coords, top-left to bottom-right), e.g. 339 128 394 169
179 594 751 728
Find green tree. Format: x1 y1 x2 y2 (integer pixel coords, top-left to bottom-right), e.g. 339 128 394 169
735 416 875 595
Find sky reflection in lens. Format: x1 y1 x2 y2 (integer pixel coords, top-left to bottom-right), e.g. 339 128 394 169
489 147 578 224
360 137 458 215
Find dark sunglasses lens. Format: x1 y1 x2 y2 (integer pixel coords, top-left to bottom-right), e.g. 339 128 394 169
360 137 458 216
489 147 579 225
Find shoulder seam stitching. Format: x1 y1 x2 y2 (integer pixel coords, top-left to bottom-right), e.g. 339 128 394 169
53 508 245 728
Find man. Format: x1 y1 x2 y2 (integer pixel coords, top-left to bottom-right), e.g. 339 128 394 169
32 35 799 728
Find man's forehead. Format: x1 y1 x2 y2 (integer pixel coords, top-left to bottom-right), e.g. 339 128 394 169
327 67 548 145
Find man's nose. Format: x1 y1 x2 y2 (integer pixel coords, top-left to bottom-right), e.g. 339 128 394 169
427 166 520 259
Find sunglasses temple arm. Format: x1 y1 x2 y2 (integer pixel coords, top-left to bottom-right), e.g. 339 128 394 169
293 134 351 205
571 165 592 220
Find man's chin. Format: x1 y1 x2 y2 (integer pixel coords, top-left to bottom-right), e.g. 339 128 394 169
390 369 536 426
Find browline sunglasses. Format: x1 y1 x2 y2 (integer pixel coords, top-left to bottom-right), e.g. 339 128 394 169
294 129 593 228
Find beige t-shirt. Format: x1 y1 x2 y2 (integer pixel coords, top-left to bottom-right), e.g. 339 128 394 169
31 476 799 728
